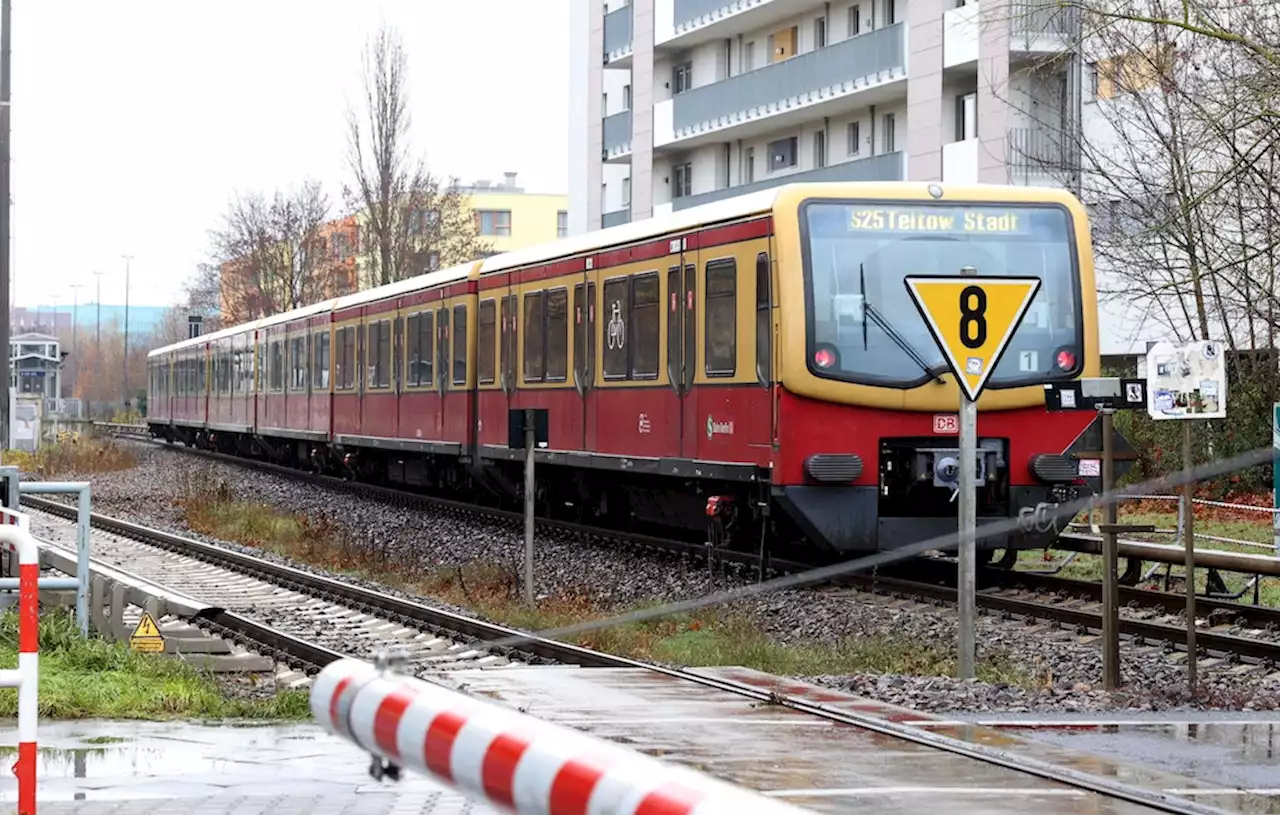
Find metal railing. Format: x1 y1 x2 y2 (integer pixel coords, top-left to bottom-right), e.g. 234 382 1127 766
602 208 632 228
672 23 905 133
1010 0 1080 35
604 3 633 58
674 0 754 30
672 152 905 211
44 397 84 419
1007 125 1078 178
603 109 633 156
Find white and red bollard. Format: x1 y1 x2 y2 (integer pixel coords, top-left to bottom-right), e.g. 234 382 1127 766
312 658 812 815
0 512 40 815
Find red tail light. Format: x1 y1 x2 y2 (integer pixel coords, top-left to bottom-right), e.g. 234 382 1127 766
814 348 836 369
1056 349 1077 371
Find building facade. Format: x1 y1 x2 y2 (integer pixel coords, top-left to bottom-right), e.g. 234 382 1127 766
458 172 570 255
569 0 1081 230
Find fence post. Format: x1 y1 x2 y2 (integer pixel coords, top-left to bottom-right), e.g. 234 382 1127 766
18 481 92 636
0 518 42 815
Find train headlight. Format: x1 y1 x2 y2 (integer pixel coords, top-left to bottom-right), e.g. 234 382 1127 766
1055 347 1077 371
813 345 838 369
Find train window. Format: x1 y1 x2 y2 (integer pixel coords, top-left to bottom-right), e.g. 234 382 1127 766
270 340 284 392
546 288 568 382
452 304 467 386
368 320 391 389
631 274 659 379
755 252 771 384
478 299 497 385
573 283 596 385
523 291 546 382
405 314 419 386
705 259 737 377
313 331 331 389
602 277 629 380
666 267 681 386
334 327 353 390
501 294 517 388
290 336 307 391
419 311 434 385
437 308 450 389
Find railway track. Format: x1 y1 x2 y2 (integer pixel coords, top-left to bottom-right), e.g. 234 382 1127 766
22 496 637 675
93 428 1280 668
19 494 1245 815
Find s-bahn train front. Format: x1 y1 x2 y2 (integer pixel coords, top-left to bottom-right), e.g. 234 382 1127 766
768 182 1119 556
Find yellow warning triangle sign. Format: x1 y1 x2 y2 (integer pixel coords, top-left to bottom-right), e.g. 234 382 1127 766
903 275 1042 402
129 612 165 653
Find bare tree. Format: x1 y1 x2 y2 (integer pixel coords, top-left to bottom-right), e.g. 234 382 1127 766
345 24 489 288
211 181 344 322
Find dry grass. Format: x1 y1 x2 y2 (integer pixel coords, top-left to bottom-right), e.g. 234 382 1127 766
3 438 138 478
177 477 1030 684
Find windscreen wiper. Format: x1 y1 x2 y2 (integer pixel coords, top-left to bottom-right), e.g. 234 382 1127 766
859 264 945 384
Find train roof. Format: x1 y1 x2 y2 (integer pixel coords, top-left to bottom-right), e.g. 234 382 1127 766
478 187 780 276
149 183 814 359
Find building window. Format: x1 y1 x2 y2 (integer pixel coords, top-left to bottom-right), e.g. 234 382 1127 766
815 16 827 48
768 137 798 171
883 113 897 152
847 121 861 155
814 130 827 168
848 5 861 36
673 162 692 198
622 83 632 109
743 41 755 72
1087 62 1100 99
557 210 568 238
621 177 631 205
743 147 755 183
476 210 512 236
673 62 693 94
885 0 896 24
956 92 978 141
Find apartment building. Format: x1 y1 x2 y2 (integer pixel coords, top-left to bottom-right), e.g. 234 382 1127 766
568 0 1083 234
457 172 571 255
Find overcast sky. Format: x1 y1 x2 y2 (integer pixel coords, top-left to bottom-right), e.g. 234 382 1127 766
12 0 570 310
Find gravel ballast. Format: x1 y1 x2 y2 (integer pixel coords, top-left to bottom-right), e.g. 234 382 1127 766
43 443 1280 714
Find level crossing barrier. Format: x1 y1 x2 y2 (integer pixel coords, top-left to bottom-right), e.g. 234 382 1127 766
312 656 812 814
0 510 42 815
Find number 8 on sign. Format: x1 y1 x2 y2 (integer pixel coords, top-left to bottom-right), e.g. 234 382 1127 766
903 274 1043 403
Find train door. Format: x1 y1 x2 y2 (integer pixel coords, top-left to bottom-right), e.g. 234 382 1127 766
674 248 699 460
574 273 596 450
435 302 451 440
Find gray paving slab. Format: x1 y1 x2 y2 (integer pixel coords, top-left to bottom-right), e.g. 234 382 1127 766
0 719 500 814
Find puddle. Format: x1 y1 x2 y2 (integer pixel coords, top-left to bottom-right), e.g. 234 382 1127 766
0 719 456 802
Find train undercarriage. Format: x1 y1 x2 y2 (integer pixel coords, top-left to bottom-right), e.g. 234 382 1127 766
148 419 1127 568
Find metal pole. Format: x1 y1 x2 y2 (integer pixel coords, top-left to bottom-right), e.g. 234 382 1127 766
76 485 90 636
70 283 81 401
1100 407 1120 689
93 270 103 419
957 395 977 679
0 0 12 451
523 408 535 606
1183 421 1197 694
121 255 133 410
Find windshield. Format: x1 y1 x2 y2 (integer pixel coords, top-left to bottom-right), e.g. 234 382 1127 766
803 201 1081 388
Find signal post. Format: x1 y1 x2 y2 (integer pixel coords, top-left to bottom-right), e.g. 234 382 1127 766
905 271 1041 679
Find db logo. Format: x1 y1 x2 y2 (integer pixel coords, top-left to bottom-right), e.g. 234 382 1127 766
933 414 959 434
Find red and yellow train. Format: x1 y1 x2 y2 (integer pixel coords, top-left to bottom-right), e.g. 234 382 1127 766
148 181 1114 558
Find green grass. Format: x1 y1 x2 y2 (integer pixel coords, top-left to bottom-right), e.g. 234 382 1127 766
0 608 310 721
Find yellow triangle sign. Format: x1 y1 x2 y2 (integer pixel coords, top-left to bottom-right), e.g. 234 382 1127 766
129 612 165 653
903 275 1042 402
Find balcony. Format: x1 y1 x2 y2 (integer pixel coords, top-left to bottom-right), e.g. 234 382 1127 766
671 152 905 211
1007 126 1079 185
659 24 906 147
602 208 632 228
603 110 633 161
1009 0 1079 55
659 0 813 49
604 4 634 65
